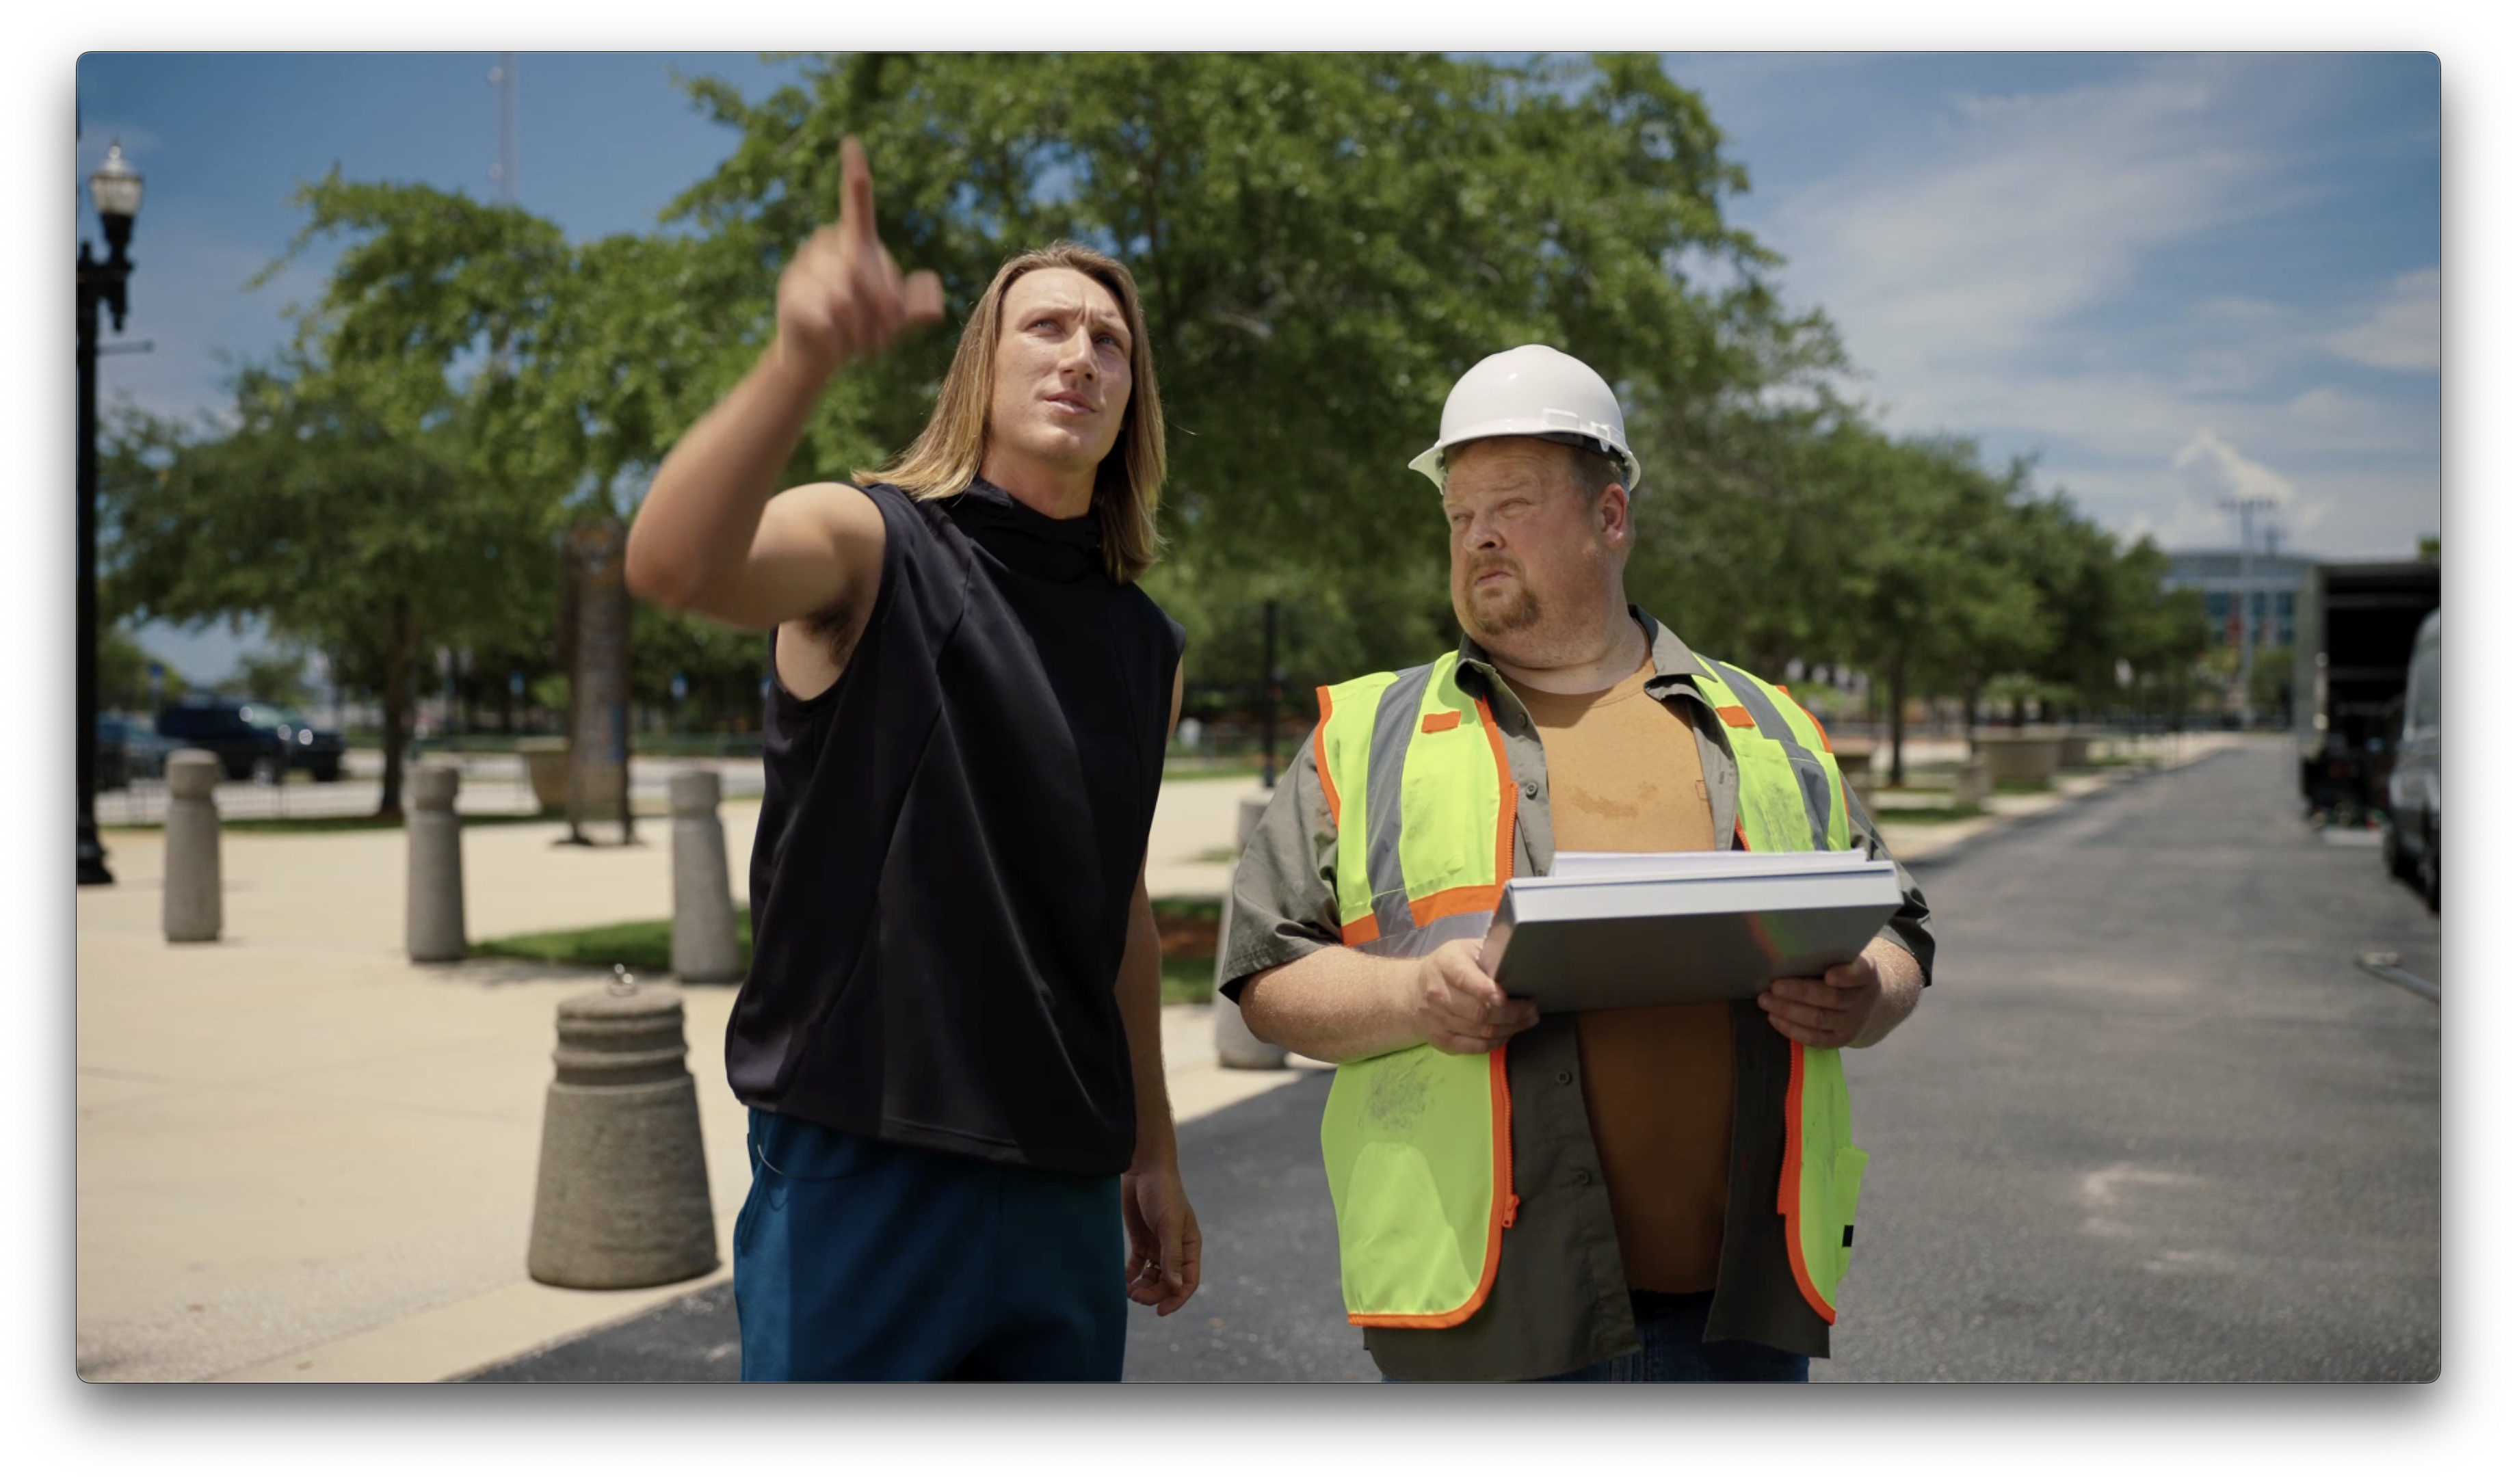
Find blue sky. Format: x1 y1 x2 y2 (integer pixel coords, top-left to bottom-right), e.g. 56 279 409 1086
1668 52 2441 566
73 51 2441 680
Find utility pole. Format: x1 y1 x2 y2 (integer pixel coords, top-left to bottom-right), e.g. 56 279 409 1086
2221 496 2276 729
488 53 517 205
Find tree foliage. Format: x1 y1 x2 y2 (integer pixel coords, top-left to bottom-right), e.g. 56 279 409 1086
98 625 186 715
103 353 551 814
659 51 1838 681
98 51 2217 774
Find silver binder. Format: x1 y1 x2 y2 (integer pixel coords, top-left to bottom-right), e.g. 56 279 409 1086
1479 851 1902 1013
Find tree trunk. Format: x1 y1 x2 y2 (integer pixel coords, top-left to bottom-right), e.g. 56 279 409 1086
564 516 636 845
377 609 414 819
1888 657 1910 789
1963 680 1981 750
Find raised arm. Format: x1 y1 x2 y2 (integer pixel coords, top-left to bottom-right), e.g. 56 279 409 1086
624 136 944 635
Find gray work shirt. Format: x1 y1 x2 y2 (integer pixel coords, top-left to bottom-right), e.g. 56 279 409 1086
1218 608 1935 1381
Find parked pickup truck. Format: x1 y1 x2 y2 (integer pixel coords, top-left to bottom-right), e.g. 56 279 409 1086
155 697 347 783
94 713 176 791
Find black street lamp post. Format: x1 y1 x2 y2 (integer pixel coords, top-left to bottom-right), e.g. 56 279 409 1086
78 142 142 887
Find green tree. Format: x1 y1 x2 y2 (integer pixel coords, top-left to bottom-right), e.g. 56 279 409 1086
2071 534 2206 726
102 178 587 814
218 647 314 709
102 358 553 817
106 53 2147 783
97 624 185 715
1822 432 2044 784
633 604 771 735
659 52 1835 691
1626 395 1871 681
2115 548 2210 726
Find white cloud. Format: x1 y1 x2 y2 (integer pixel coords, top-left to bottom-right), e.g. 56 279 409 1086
1719 56 2438 562
2040 435 2434 561
2172 427 2297 508
2323 267 2441 372
1770 62 2270 372
1845 362 2436 470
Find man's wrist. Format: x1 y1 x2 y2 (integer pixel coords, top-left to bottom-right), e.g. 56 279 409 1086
1387 955 1434 1051
1127 1129 1178 1174
765 330 843 392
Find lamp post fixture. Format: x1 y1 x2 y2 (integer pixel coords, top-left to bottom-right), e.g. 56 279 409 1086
78 141 142 886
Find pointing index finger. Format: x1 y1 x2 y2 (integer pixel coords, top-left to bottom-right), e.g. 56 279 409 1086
839 135 875 243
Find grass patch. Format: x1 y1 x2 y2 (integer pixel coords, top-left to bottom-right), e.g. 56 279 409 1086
1152 897 1221 1004
1161 759 1269 782
105 808 578 834
473 914 754 977
475 899 1218 998
1161 956 1217 1005
1870 806 1988 825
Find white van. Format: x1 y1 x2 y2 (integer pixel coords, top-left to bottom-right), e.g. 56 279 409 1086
2384 608 2441 912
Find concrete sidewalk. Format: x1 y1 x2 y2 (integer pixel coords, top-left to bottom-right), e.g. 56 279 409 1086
73 739 2241 1383
74 773 1287 1383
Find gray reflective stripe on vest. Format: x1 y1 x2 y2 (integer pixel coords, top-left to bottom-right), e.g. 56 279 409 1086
1352 910 1494 962
1703 658 1835 851
1363 662 1438 940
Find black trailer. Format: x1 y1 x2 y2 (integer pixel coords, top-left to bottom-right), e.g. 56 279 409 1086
2293 559 2440 821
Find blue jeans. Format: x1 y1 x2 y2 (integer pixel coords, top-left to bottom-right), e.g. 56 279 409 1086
732 1109 1126 1383
1531 1290 1809 1383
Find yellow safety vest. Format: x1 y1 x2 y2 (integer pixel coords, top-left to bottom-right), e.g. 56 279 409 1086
1312 648 1867 1328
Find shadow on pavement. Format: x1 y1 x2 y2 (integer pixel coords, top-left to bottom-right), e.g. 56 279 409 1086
463 1070 1370 1382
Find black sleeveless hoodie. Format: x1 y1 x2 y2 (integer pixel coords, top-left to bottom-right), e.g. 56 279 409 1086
728 478 1184 1176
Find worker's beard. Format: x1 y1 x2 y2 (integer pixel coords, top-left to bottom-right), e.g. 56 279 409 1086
1458 561 1542 641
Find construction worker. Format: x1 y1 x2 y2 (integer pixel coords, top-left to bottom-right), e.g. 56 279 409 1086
627 138 1199 1381
1217 345 1934 1382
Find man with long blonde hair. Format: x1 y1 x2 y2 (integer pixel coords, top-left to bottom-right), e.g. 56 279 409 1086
627 137 1198 1382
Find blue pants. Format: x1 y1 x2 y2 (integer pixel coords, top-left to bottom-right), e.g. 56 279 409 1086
732 1109 1126 1383
1531 1290 1809 1383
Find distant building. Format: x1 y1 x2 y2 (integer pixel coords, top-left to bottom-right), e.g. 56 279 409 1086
2164 548 2317 650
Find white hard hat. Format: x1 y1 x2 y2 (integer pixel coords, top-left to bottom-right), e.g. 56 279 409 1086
1408 344 1641 494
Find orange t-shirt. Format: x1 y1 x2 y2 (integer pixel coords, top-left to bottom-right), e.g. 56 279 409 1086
1518 655 1732 1294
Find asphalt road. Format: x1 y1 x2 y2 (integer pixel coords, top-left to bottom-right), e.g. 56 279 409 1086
469 737 2440 1383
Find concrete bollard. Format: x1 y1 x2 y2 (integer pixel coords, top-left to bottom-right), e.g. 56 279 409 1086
1214 786 1289 1070
526 969 718 1289
162 750 223 943
1951 757 1993 810
1975 732 2059 788
516 737 570 811
669 769 741 984
406 763 466 963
